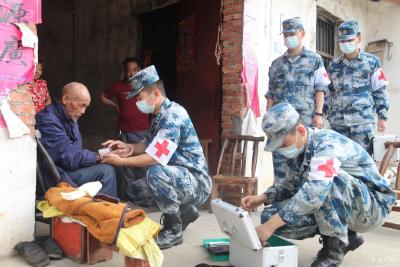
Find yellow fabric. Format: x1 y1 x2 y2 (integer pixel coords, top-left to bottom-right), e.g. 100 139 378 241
37 201 164 267
37 200 64 218
117 217 163 267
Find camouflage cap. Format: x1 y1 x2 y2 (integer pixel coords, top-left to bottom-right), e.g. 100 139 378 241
127 65 160 99
262 103 300 152
282 17 304 33
338 20 359 41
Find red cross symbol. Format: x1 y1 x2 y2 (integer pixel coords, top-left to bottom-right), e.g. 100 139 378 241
378 70 387 81
155 140 170 158
323 71 331 81
317 159 336 178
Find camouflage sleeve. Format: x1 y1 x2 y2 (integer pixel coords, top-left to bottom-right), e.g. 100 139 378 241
154 112 181 144
278 151 341 224
278 179 333 224
313 55 330 94
265 66 275 99
371 58 389 120
372 88 389 120
323 63 334 117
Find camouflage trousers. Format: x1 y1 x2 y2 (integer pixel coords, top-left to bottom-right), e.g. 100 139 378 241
261 170 389 245
147 164 208 214
331 123 375 155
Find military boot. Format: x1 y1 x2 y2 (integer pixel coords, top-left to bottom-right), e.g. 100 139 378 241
156 213 183 250
311 236 346 267
343 230 364 255
180 204 200 231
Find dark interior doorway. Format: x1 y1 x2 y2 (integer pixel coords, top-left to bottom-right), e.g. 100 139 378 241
139 4 179 102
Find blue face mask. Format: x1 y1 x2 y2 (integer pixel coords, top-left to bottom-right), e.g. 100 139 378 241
136 94 155 114
339 41 357 54
284 36 299 49
276 133 305 158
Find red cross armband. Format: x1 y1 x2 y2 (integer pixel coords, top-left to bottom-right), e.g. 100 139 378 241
308 157 341 181
371 68 388 92
145 131 178 166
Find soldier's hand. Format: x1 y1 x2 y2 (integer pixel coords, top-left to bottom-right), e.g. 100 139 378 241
241 194 266 211
101 153 124 166
378 119 387 133
102 140 133 157
256 224 273 246
313 115 324 129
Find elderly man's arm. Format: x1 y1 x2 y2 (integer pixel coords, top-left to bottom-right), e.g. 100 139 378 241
36 113 97 170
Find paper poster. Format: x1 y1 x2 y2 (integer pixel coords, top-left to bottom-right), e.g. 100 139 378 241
0 23 35 93
0 0 42 24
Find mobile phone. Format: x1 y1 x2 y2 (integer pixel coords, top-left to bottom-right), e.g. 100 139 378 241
207 244 229 256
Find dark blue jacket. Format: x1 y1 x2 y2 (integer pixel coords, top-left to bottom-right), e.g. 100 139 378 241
36 101 97 188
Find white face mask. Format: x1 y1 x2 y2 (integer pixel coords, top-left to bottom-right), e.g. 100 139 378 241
284 36 300 49
136 93 155 114
276 132 305 158
339 41 357 54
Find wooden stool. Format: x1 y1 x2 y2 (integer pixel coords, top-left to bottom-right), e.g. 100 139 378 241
379 141 400 230
210 135 264 209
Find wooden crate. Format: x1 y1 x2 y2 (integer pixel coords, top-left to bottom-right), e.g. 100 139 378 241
51 217 113 264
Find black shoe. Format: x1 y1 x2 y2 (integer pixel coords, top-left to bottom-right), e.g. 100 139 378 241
343 230 364 255
180 204 199 231
36 237 63 260
14 241 50 267
311 236 346 267
156 213 183 250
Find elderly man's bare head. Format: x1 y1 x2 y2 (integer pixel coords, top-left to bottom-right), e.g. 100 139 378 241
61 82 91 121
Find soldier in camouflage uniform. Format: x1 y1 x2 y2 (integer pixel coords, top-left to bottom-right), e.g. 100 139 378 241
265 17 331 208
241 103 396 267
102 65 211 250
326 20 389 154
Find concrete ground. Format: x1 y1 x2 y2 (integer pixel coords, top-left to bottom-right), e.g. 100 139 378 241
1 208 399 267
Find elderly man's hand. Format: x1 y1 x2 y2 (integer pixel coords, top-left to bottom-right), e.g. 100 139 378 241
102 140 133 158
101 153 124 166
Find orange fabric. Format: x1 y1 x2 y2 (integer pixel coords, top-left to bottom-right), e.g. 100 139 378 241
45 182 145 244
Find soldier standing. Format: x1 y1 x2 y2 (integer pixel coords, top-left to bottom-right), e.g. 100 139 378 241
265 17 331 207
327 20 389 154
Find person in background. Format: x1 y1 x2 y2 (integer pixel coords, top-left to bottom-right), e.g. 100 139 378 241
29 61 51 113
326 20 389 155
101 58 150 202
265 17 331 215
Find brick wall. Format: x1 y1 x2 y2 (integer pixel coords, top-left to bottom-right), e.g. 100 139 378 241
221 0 246 136
8 85 36 136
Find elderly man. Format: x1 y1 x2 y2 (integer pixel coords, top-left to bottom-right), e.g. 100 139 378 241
326 20 389 154
241 103 395 267
101 65 211 250
36 82 117 196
